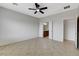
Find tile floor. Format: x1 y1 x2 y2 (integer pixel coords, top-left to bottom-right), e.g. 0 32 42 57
0 37 79 56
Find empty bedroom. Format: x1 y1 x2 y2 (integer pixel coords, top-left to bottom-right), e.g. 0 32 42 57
0 3 79 56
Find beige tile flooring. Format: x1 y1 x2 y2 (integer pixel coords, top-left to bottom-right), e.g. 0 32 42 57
0 37 79 56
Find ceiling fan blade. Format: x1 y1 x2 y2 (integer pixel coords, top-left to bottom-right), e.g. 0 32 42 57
40 10 44 14
29 8 36 10
35 3 40 8
34 11 37 14
40 7 47 10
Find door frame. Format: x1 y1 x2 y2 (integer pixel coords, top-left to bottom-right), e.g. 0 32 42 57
39 21 53 39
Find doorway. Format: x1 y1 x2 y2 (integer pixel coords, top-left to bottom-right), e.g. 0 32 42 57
64 19 76 42
43 22 49 38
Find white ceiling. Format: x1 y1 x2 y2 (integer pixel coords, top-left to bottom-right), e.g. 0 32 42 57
0 3 79 18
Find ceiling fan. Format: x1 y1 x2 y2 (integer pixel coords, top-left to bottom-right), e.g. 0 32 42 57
28 3 47 14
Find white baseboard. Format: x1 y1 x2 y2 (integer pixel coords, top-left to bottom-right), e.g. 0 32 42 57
0 37 38 46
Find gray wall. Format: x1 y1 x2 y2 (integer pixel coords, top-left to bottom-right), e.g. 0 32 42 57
0 7 39 46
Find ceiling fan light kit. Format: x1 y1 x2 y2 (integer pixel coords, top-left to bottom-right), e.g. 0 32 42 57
36 9 39 12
